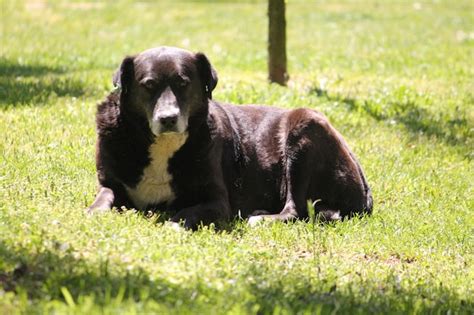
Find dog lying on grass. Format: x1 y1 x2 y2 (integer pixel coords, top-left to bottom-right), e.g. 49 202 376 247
87 46 372 229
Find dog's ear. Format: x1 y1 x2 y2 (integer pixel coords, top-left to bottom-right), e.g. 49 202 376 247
113 55 135 95
195 52 218 99
112 67 121 87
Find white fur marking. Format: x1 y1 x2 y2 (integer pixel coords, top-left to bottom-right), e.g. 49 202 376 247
125 133 188 209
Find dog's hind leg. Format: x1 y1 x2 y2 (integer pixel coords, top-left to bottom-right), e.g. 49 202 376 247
248 130 312 227
311 201 342 222
247 183 343 226
247 164 308 227
247 203 299 227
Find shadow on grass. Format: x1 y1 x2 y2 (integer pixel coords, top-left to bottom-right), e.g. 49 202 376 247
310 87 473 151
0 59 66 77
0 240 199 311
0 241 470 313
0 58 88 107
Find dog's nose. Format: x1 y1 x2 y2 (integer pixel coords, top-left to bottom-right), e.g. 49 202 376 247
159 115 178 129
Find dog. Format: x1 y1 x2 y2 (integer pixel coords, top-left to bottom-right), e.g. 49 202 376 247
87 46 372 229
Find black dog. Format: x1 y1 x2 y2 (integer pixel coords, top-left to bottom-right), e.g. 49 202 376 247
88 46 372 229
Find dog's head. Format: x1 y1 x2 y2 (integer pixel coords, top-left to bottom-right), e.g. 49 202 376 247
114 46 218 136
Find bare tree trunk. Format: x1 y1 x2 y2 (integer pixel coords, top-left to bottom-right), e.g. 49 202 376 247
268 0 288 85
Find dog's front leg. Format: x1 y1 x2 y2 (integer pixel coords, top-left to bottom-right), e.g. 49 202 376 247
170 200 230 230
86 186 115 214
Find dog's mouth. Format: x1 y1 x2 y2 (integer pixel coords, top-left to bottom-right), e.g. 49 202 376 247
149 118 188 136
156 129 181 135
158 125 180 134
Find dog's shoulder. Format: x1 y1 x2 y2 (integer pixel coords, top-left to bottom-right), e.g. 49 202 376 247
95 91 153 186
208 101 229 127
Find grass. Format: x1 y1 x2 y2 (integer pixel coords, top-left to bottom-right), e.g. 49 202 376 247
0 0 473 313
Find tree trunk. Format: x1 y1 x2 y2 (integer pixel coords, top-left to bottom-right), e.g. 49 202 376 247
268 0 288 85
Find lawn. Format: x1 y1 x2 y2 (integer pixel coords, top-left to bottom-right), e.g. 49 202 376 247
0 0 473 313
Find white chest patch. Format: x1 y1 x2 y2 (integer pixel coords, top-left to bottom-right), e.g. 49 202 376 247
125 133 188 209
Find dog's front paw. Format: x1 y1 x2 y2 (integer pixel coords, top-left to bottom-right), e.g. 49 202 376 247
165 221 186 232
85 206 110 216
170 217 197 230
247 215 264 227
170 210 200 230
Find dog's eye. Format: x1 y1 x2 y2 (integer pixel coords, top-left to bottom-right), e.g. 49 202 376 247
176 77 190 88
141 79 157 91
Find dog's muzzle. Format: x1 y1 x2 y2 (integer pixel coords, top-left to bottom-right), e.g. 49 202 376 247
150 87 188 135
151 110 187 135
157 113 179 132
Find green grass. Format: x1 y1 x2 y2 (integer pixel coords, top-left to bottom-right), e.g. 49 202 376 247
1 0 473 313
